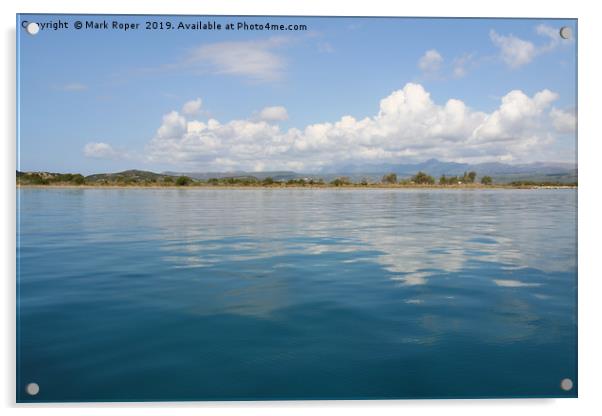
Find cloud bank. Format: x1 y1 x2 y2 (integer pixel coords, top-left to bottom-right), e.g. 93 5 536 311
112 82 574 172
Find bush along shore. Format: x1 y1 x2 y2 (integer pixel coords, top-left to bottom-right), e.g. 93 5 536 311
16 170 577 189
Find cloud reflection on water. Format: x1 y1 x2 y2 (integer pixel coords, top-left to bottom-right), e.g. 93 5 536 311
69 188 575 323
143 189 575 288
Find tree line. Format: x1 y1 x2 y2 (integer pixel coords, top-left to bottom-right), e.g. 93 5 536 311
18 170 575 188
381 171 493 185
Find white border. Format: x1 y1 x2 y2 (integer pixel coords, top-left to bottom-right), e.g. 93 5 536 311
2 1 601 415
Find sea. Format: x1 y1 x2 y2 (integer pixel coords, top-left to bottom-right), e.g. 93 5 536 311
16 188 577 401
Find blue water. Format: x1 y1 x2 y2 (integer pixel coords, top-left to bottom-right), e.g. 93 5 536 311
16 188 577 401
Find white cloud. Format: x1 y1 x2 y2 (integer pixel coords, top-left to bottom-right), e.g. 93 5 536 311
550 107 576 133
83 142 118 159
185 37 288 82
417 51 476 79
259 106 289 122
489 30 536 68
452 53 475 78
536 24 567 53
182 98 202 116
472 89 558 141
490 25 573 69
157 111 187 140
140 82 566 171
418 49 443 73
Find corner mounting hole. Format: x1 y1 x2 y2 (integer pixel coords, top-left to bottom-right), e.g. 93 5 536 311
26 382 39 396
26 22 40 36
559 26 572 40
560 378 573 391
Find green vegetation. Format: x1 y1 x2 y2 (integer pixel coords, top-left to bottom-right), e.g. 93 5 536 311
411 171 435 185
381 173 397 184
17 172 85 185
16 169 577 189
175 176 192 186
222 177 260 186
86 169 168 184
463 171 477 183
330 177 351 187
443 176 459 185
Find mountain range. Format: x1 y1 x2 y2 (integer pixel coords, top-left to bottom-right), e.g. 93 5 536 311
165 159 577 184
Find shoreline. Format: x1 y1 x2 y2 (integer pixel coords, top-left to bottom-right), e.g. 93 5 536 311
16 184 578 190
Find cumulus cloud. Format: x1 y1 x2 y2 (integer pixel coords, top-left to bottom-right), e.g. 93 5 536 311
550 107 576 133
157 111 187 140
182 98 202 116
418 49 443 73
83 142 118 159
184 37 288 82
259 106 289 122
141 82 567 171
490 24 573 68
472 89 558 141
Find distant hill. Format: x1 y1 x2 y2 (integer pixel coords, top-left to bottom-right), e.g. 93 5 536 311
163 170 300 181
17 159 577 186
16 171 86 185
85 170 177 183
324 158 575 176
167 159 577 184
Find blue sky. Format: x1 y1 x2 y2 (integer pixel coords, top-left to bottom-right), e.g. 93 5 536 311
17 15 577 174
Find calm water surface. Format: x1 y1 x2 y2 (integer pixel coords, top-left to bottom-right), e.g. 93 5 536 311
17 188 577 401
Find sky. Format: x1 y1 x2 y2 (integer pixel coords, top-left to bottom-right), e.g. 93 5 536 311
17 15 577 174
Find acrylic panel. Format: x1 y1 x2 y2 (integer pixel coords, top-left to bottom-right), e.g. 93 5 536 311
16 14 577 402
